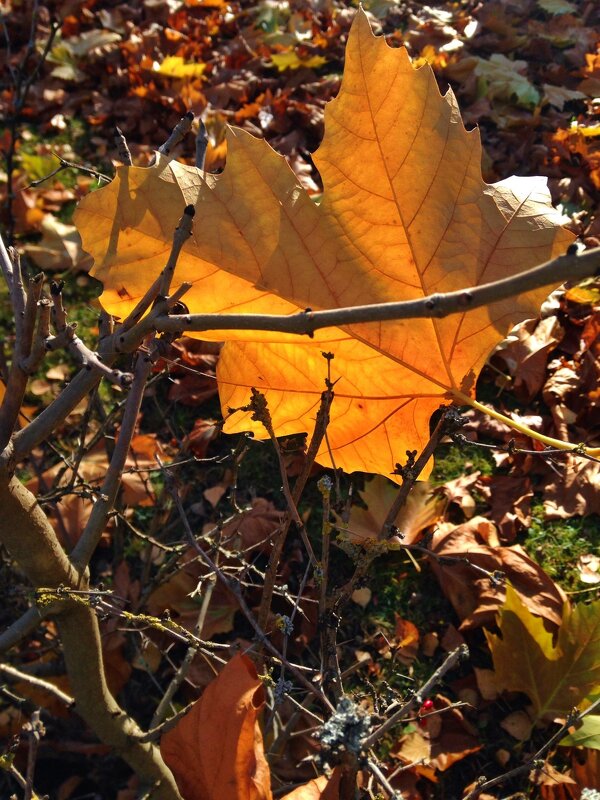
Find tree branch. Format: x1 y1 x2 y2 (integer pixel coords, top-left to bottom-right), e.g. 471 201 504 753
155 246 600 336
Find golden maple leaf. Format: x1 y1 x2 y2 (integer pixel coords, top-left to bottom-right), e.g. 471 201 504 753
486 584 600 722
75 10 572 479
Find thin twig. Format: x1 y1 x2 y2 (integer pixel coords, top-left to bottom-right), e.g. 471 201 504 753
0 662 74 707
70 346 156 574
164 470 334 713
367 758 400 799
26 153 111 188
150 572 217 728
23 710 45 800
463 696 600 799
362 645 469 749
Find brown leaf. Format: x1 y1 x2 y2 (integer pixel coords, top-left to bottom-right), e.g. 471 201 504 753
160 654 272 800
543 456 600 518
476 474 533 542
392 695 481 777
428 517 566 629
493 315 563 402
280 770 341 799
341 476 445 545
530 761 579 800
394 616 420 665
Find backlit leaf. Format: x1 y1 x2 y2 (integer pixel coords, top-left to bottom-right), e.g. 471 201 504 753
560 714 600 750
75 10 571 479
486 584 600 721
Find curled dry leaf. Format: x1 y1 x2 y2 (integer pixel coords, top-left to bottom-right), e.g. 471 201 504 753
492 315 563 402
428 516 566 629
160 653 272 800
476 474 533 542
543 456 600 519
75 10 572 481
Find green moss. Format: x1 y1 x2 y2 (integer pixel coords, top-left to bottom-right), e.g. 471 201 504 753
521 501 600 591
432 441 495 483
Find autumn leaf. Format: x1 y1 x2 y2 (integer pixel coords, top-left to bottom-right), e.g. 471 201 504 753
429 517 566 629
560 713 600 750
486 584 600 722
152 56 206 80
160 654 272 800
280 770 341 799
391 695 481 779
338 476 445 545
474 53 540 108
75 10 572 480
270 52 328 72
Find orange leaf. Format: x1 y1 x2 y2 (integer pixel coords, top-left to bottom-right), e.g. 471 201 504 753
160 653 272 800
280 770 341 799
75 10 572 480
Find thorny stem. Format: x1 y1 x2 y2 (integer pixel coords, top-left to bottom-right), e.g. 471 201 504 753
242 389 318 566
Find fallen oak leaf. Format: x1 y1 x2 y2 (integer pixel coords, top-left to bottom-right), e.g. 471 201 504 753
160 653 272 800
75 10 575 480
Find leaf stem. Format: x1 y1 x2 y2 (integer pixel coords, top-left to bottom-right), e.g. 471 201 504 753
453 392 600 458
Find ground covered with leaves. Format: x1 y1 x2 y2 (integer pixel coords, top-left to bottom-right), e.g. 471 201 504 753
1 0 599 799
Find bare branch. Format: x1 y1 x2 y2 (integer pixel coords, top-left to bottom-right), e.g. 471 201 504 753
155 246 600 336
0 663 74 707
70 346 156 574
362 644 469 749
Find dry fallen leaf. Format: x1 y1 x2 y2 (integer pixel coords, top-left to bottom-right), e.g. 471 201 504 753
75 10 572 480
428 517 567 629
487 585 600 722
160 653 272 800
340 476 445 545
543 456 600 519
391 695 481 779
279 770 341 799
